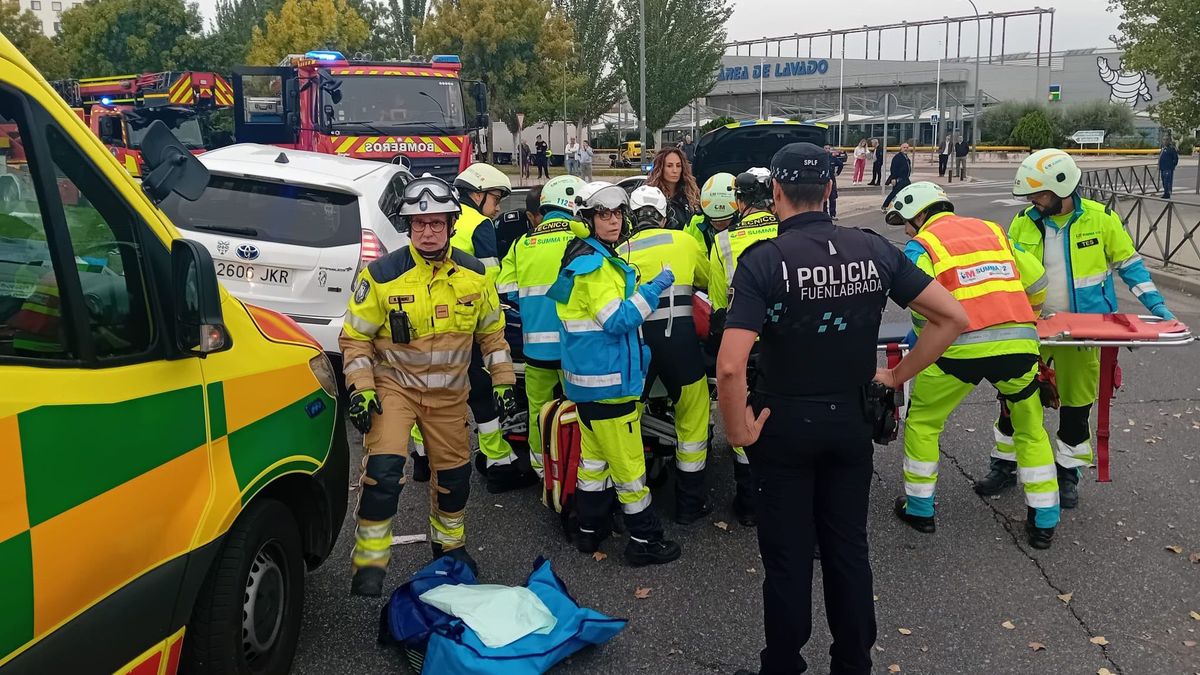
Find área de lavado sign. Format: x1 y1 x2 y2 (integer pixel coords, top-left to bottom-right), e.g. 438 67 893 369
717 59 831 82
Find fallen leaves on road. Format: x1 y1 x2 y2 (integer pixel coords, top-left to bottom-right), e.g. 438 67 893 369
668 648 682 656
714 521 729 531
1166 545 1184 554
1001 620 1016 630
1090 636 1110 646
1029 642 1046 651
1058 592 1073 604
1098 669 1114 675
920 646 928 653
965 427 976 432
873 595 880 601
1125 536 1134 542
1183 640 1196 648
592 551 607 562
1189 552 1200 564
1190 610 1200 621
887 665 901 673
634 587 652 599
898 628 912 635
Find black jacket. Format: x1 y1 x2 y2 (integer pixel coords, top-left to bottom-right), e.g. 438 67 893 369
887 152 911 182
1159 146 1179 171
873 145 884 164
954 140 970 158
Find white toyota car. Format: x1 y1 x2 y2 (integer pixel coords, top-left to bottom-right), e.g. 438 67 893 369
159 144 412 361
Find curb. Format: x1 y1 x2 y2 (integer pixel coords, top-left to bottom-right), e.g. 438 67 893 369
1146 264 1200 297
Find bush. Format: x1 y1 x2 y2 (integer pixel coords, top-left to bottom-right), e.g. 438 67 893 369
1010 110 1057 149
1057 101 1135 141
1179 135 1195 156
980 101 1046 144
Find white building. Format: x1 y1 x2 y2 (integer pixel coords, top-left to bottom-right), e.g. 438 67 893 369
22 0 82 36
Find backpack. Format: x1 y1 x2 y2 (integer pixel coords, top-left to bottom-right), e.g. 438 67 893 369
378 555 480 671
539 397 582 539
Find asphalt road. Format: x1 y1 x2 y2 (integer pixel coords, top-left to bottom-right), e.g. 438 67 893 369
292 183 1200 674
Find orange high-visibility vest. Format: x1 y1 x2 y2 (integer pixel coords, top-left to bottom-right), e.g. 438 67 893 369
914 214 1036 332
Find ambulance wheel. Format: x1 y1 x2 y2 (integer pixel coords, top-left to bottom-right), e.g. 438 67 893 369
182 499 305 675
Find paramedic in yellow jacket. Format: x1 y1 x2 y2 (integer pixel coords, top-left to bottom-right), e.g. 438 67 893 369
409 163 535 494
708 168 780 526
341 175 515 597
618 185 713 524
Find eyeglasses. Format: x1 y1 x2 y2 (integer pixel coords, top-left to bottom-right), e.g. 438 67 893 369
591 207 624 218
411 219 448 233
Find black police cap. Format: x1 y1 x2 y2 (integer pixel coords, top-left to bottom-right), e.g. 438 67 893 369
770 142 831 184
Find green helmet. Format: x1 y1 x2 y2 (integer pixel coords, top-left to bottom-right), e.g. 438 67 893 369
885 181 952 226
540 175 586 214
700 172 737 220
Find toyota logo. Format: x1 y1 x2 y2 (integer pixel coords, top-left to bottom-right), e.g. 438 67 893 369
391 154 412 170
235 244 260 261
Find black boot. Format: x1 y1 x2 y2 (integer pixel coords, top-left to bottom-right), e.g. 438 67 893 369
674 468 711 525
434 545 480 577
1025 508 1055 549
732 460 756 527
974 458 1018 496
485 463 539 494
350 566 386 597
624 537 682 566
893 495 936 533
411 453 430 483
473 451 488 475
575 528 608 554
1057 465 1080 509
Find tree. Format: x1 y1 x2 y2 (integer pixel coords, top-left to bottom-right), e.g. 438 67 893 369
0 0 69 79
57 0 202 77
979 101 1048 144
1109 0 1200 132
194 0 285 69
700 115 733 134
1056 101 1135 142
613 0 730 143
246 0 370 65
359 0 426 59
556 0 622 139
1010 110 1056 150
417 0 574 161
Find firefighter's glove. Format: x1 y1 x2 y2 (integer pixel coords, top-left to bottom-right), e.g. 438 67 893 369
493 385 519 424
348 389 382 434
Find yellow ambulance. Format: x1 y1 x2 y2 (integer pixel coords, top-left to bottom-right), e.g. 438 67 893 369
0 35 347 674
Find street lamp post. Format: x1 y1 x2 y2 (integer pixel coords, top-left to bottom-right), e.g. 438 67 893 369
638 0 647 159
967 0 981 162
880 92 898 199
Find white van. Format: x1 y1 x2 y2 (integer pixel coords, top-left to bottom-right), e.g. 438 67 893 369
160 144 412 358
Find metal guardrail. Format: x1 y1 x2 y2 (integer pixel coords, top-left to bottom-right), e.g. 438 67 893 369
1079 164 1161 195
1078 185 1200 272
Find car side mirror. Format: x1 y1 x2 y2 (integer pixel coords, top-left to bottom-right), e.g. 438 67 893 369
172 239 230 356
141 120 209 204
473 112 489 131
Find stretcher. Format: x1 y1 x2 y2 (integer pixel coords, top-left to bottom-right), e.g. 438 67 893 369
877 313 1194 483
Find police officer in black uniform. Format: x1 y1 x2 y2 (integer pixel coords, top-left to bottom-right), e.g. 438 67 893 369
718 143 968 675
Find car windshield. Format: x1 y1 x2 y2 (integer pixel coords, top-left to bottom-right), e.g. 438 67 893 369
325 74 465 130
126 109 205 150
159 175 361 248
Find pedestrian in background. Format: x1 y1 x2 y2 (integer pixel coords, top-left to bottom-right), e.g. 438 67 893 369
883 142 912 210
852 139 869 185
566 136 580 176
520 141 531 180
645 146 701 229
579 139 595 181
1159 136 1179 199
869 138 884 186
823 143 845 221
954 135 970 181
535 135 549 179
937 133 953 177
679 133 697 164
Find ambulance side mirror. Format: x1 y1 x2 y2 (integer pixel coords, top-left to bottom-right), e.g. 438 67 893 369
172 239 230 356
141 120 209 204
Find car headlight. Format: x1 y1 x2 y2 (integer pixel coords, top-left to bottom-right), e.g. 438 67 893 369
309 353 339 397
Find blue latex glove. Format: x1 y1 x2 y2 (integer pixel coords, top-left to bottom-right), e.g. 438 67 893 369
645 266 675 295
1150 303 1176 320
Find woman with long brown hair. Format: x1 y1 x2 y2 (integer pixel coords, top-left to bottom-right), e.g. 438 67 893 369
645 146 700 229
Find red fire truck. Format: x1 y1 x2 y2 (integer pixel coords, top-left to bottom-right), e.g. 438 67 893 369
51 71 234 177
231 51 487 180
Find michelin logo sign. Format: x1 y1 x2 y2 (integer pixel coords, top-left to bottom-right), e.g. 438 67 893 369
718 59 830 82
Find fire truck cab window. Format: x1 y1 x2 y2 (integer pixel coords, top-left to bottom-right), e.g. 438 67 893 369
326 76 465 130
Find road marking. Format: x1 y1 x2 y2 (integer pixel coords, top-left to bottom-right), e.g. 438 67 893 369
991 198 1029 206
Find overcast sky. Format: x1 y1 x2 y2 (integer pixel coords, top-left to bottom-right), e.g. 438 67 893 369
193 0 1122 58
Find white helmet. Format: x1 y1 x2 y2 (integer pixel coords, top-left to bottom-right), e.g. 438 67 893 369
455 162 512 197
630 185 668 218
1013 148 1080 198
397 174 461 220
885 181 952 226
700 172 737 219
579 183 628 213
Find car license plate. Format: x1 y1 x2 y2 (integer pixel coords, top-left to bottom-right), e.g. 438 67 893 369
215 261 291 286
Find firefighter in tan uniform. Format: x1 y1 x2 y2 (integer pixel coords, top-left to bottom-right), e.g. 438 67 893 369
341 175 516 596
